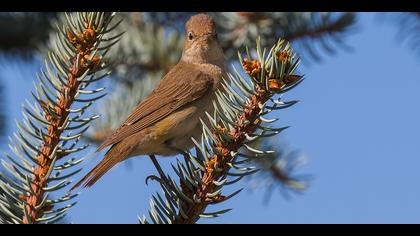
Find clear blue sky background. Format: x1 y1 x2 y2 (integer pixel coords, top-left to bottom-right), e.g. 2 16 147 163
1 12 420 223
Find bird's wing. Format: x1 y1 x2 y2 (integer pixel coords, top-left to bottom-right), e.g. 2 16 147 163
96 63 214 151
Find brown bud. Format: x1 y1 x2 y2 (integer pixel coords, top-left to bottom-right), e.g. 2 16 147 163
268 79 285 91
276 50 292 63
283 74 302 86
19 194 28 202
242 59 261 77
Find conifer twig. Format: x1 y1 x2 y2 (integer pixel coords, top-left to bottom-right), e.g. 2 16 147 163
23 14 108 224
173 84 272 224
0 12 122 224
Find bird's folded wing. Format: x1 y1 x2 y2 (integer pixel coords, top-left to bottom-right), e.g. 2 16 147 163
96 64 214 151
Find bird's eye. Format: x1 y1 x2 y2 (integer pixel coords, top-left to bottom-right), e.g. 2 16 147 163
188 32 194 41
214 33 218 39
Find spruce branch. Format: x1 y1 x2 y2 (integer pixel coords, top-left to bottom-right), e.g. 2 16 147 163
0 12 122 224
172 84 272 224
140 37 304 224
212 12 356 61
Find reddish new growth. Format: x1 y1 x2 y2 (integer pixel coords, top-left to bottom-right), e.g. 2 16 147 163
267 74 302 92
22 20 102 224
242 58 261 77
268 78 285 91
283 74 302 86
67 25 101 71
276 50 292 63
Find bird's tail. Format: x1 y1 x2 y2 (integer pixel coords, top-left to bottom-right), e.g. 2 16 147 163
70 143 130 191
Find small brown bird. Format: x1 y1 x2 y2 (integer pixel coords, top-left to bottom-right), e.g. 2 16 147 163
72 13 227 190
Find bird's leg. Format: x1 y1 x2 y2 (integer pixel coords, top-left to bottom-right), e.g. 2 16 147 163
148 154 170 183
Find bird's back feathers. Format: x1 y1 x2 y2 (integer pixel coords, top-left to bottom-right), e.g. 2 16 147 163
96 61 214 152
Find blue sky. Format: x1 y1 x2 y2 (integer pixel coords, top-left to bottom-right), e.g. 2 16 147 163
1 12 420 224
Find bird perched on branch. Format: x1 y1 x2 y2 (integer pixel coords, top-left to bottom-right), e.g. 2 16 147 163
72 13 227 190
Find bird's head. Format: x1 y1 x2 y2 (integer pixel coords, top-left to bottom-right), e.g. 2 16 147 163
182 13 224 64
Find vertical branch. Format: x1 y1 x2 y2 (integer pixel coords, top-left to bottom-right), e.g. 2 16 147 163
24 20 102 223
0 12 123 224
